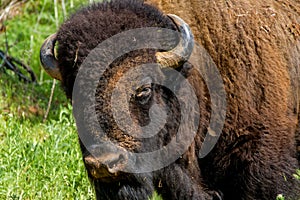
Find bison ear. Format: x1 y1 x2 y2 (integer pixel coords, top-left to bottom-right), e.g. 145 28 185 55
135 76 153 105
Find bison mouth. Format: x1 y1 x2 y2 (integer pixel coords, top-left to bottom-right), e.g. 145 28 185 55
83 143 131 181
84 154 126 181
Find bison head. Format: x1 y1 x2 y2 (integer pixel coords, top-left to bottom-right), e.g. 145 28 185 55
39 1 201 183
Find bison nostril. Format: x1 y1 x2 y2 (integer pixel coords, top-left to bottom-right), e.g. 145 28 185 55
84 155 100 168
84 152 128 178
107 154 125 172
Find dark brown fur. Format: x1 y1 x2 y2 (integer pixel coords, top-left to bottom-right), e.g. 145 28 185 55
147 0 300 199
54 0 300 199
56 0 218 199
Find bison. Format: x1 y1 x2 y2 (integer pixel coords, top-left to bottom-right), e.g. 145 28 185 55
40 0 300 199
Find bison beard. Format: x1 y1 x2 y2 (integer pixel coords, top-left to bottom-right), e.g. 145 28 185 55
40 0 300 199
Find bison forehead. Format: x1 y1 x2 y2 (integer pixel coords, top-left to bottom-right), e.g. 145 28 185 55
92 49 162 97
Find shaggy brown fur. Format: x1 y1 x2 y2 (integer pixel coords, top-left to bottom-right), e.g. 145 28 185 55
52 0 300 199
56 0 175 98
56 0 219 199
146 0 300 199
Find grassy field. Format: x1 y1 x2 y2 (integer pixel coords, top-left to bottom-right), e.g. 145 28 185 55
0 0 299 200
0 0 97 199
0 1 163 199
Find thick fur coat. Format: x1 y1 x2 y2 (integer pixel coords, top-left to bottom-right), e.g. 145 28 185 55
53 0 300 199
146 0 300 199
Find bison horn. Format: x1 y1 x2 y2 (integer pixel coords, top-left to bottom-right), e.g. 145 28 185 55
156 14 194 69
40 33 62 80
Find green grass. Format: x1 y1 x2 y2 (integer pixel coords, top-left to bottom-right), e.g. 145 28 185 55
0 89 95 199
1 0 98 199
0 1 163 199
0 0 95 193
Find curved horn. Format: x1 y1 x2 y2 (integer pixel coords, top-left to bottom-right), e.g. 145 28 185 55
40 33 62 80
156 14 194 68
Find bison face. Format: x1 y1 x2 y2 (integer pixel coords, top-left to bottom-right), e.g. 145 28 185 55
79 56 195 181
40 14 195 181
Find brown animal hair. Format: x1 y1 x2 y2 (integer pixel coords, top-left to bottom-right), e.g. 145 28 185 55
56 0 177 99
146 0 300 199
40 0 300 199
42 0 221 199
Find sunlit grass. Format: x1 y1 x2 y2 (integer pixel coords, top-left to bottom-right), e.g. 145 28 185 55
0 95 95 199
0 0 94 199
0 0 163 199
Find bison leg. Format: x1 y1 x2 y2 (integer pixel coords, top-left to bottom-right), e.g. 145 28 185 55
202 141 300 200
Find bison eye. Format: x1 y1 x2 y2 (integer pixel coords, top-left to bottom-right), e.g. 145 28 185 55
135 85 152 105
